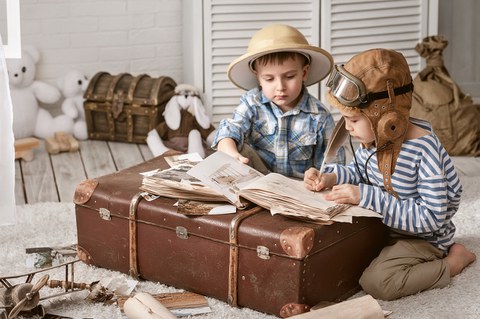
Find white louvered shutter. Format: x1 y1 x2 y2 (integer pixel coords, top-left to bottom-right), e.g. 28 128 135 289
203 0 319 125
199 0 437 124
320 0 438 117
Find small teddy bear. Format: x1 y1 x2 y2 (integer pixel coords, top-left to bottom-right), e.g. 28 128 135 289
7 46 74 140
57 69 89 140
146 84 216 158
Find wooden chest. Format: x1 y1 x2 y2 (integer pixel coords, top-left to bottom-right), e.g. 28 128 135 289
74 155 388 317
84 72 176 143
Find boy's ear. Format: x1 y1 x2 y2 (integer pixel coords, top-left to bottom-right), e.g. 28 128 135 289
252 70 260 84
302 64 310 81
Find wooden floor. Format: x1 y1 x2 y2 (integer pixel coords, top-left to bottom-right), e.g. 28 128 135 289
15 140 154 205
15 140 480 205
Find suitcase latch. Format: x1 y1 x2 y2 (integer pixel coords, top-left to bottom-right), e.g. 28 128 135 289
176 226 188 239
257 246 270 260
99 208 111 220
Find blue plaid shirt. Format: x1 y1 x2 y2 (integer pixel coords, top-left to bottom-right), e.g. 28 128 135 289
212 87 345 178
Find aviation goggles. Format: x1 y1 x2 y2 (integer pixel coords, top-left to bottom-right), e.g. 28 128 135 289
326 64 414 108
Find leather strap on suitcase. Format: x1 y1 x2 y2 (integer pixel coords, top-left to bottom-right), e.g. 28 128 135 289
228 206 263 307
128 191 149 279
127 191 264 306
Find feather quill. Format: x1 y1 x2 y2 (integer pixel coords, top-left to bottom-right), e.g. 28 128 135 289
318 117 349 174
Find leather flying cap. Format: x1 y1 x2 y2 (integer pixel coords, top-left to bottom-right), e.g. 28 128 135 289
327 48 413 196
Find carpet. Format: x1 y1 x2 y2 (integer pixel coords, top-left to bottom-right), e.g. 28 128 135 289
1 175 478 319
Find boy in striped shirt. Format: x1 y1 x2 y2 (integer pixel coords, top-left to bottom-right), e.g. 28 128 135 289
304 48 476 300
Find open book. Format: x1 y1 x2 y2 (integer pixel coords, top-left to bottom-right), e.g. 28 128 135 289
186 151 380 224
141 162 227 203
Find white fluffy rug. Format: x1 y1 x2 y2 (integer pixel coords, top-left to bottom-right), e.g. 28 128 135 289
1 175 479 319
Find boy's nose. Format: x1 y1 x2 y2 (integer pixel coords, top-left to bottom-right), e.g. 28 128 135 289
344 121 353 131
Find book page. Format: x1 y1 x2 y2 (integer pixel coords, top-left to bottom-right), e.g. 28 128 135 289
238 173 351 221
187 151 264 206
164 152 203 167
187 151 380 222
240 174 381 222
140 163 226 202
240 173 334 209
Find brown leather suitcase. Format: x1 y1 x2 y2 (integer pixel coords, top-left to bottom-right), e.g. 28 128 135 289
74 155 387 318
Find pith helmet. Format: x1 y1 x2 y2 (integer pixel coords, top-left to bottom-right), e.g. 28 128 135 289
228 24 333 91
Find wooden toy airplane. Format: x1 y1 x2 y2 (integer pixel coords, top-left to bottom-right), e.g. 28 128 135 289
0 259 91 319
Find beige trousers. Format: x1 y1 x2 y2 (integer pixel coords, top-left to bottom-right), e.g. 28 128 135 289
359 238 451 301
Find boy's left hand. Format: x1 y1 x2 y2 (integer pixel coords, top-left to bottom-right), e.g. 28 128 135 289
323 184 360 205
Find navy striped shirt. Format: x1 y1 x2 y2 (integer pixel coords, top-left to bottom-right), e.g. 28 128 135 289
326 118 462 252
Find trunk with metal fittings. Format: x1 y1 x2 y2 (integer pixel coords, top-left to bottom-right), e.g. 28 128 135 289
83 72 176 143
73 154 387 318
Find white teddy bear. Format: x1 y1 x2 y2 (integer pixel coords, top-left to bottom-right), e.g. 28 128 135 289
7 46 74 140
57 70 89 140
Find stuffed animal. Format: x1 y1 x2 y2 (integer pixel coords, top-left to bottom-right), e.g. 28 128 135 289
57 70 89 140
7 46 74 140
146 84 216 158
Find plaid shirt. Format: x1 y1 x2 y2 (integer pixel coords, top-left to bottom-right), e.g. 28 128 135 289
212 87 345 178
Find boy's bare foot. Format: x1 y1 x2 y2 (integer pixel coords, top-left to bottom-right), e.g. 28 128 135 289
446 243 476 277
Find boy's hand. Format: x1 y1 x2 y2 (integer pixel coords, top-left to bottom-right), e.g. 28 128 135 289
304 168 336 192
220 149 250 164
324 184 361 205
234 152 250 164
217 138 250 164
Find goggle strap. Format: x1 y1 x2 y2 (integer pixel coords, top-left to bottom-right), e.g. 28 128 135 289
364 82 414 104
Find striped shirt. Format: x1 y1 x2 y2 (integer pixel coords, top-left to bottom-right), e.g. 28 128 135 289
326 118 462 252
212 86 345 178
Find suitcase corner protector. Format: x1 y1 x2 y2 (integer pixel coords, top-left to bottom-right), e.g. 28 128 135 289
280 226 315 258
279 303 310 318
74 179 99 204
77 245 95 265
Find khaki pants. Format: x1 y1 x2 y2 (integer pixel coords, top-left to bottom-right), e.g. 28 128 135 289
359 238 450 301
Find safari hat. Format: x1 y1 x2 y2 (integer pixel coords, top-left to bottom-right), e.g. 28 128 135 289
228 24 333 91
326 48 414 196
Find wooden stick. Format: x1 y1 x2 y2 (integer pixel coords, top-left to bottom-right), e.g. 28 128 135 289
14 137 40 153
14 137 41 161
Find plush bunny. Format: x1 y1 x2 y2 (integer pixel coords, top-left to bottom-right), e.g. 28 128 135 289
57 69 89 140
146 84 216 158
7 46 73 140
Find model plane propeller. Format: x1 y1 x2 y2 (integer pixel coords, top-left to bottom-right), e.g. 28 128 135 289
1 274 49 319
0 259 106 319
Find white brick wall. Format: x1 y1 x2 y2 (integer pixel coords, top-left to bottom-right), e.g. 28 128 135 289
13 0 184 87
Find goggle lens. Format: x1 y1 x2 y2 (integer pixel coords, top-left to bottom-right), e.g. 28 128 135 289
326 64 414 108
331 76 360 103
326 65 367 107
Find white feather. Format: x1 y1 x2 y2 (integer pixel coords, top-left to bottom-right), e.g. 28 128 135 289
318 117 348 174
